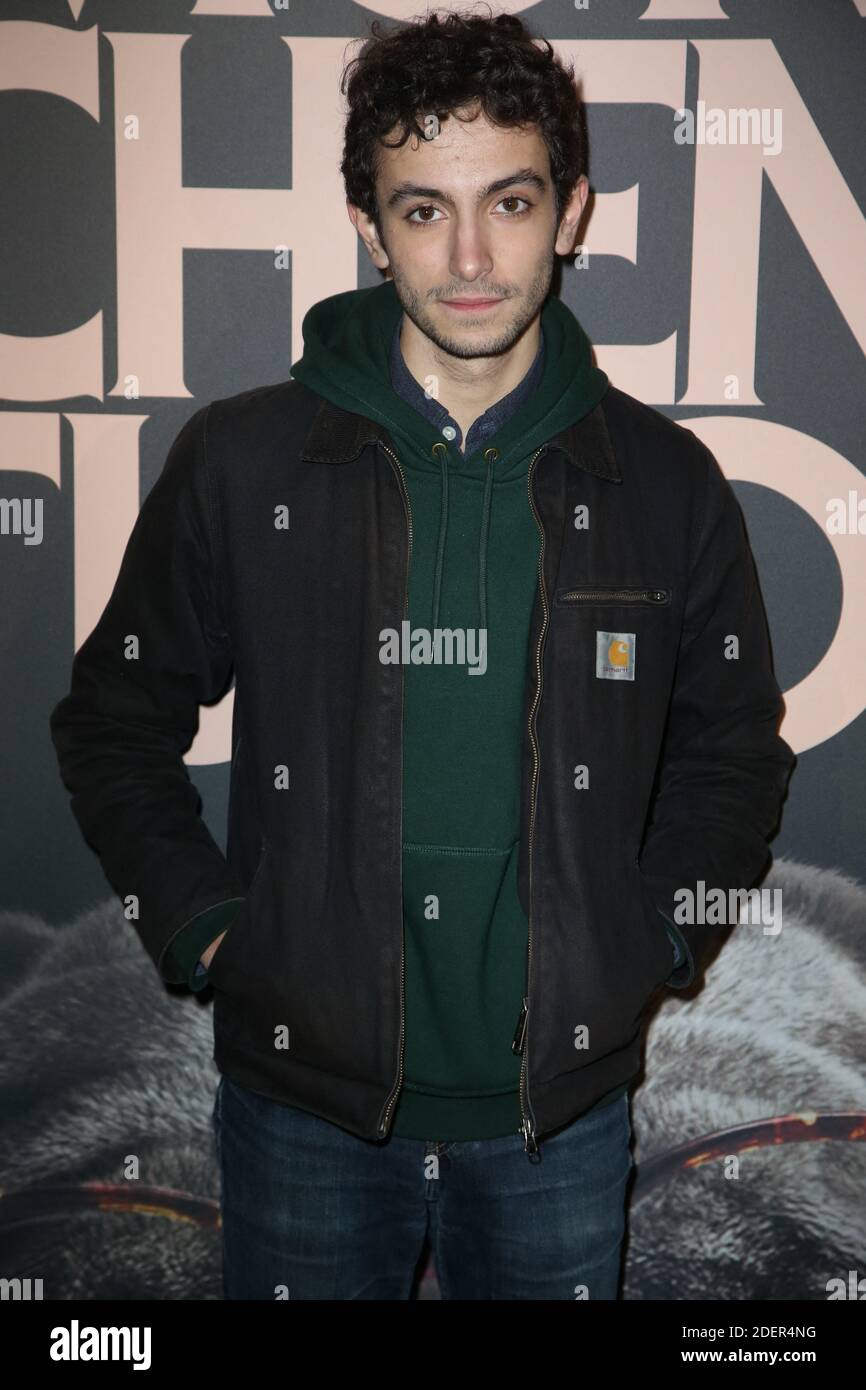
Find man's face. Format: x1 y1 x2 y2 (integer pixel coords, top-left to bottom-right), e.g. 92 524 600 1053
348 103 587 360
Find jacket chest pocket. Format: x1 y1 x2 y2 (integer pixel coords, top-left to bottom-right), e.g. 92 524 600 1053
551 584 675 683
554 585 671 608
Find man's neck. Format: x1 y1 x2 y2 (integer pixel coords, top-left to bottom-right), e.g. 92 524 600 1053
399 313 542 446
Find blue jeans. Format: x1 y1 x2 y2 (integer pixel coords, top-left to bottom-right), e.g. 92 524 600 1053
212 1073 633 1300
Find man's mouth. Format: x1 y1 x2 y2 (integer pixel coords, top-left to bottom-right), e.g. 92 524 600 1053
441 297 503 312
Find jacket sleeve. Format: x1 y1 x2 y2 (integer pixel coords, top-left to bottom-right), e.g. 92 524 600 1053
49 403 247 986
637 440 796 988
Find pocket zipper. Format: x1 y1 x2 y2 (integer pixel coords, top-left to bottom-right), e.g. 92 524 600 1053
557 586 670 605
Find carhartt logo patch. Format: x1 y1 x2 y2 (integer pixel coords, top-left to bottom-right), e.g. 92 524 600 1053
596 631 636 680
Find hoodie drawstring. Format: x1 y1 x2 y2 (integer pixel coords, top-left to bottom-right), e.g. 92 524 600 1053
478 448 497 631
431 442 449 630
430 441 498 632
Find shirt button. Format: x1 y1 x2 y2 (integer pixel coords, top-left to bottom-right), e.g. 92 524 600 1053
442 425 458 441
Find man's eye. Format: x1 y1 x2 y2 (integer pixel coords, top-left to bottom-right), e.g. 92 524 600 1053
406 205 444 224
495 196 531 215
405 196 532 225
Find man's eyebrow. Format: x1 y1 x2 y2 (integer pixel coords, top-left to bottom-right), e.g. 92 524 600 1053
385 168 548 210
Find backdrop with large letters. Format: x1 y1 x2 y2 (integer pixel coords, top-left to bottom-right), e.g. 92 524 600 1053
1 0 864 1301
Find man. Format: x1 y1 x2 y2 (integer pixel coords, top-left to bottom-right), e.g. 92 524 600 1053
50 10 795 1300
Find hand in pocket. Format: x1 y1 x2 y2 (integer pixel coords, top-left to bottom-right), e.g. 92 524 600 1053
200 930 228 972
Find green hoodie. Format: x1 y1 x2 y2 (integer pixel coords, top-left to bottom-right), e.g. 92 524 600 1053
288 278 632 1140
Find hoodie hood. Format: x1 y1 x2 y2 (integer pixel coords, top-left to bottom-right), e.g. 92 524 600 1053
290 277 609 628
290 278 609 477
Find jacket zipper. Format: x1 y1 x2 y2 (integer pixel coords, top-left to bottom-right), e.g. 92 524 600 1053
517 444 550 1159
511 995 529 1054
377 436 545 1152
375 441 412 1139
557 587 669 604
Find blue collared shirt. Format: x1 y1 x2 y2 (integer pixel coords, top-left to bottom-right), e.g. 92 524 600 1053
388 316 545 457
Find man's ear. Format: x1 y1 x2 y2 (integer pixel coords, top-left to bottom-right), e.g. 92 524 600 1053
347 201 390 271
554 175 590 257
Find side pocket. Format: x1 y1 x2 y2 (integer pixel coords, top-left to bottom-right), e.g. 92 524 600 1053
207 839 271 990
634 863 679 991
635 865 698 991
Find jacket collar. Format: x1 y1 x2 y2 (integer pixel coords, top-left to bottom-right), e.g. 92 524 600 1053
298 392 622 484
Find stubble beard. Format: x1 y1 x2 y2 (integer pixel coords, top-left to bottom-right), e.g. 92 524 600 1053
385 246 555 362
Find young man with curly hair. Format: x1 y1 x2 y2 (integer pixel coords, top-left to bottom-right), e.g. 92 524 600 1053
51 7 794 1300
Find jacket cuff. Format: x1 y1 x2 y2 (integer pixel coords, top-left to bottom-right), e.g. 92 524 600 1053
657 908 695 990
162 897 245 991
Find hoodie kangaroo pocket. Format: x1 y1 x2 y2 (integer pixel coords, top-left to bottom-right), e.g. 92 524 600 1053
400 838 527 1096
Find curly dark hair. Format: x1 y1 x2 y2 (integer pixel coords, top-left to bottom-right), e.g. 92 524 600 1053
340 5 587 230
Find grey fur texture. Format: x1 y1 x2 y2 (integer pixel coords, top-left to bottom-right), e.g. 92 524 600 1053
1 857 863 1300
